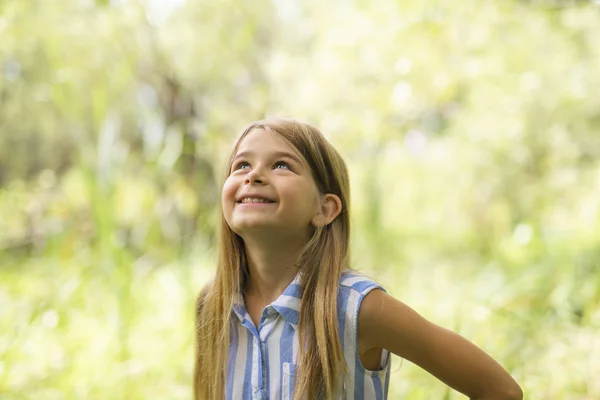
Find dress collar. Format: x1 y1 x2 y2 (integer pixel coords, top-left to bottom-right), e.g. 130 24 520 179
232 273 303 328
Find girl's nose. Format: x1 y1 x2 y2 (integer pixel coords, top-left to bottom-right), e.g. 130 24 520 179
244 170 266 185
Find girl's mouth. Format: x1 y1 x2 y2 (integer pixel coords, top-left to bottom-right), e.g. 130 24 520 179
237 196 275 204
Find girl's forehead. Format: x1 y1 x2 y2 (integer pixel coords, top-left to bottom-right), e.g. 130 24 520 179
235 128 303 159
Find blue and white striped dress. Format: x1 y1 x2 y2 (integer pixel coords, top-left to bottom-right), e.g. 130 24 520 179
226 271 391 400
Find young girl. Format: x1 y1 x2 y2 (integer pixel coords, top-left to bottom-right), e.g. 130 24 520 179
194 118 523 400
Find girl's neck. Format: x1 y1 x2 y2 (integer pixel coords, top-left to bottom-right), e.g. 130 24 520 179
242 234 306 304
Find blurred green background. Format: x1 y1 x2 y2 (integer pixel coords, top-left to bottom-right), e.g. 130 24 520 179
1 0 599 399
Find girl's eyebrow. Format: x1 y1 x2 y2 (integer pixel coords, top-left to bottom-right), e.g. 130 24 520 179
233 150 304 166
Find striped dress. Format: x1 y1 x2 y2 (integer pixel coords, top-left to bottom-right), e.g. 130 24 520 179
226 271 391 400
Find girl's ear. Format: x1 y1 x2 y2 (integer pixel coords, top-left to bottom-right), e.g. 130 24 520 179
311 193 342 227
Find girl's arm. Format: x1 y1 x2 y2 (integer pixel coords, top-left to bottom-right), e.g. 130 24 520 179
358 289 523 400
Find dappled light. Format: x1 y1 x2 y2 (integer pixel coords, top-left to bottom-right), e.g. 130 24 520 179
1 0 599 398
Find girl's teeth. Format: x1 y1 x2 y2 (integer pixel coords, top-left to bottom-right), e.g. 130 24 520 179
243 198 268 203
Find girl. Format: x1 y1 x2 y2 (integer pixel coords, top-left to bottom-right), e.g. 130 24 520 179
194 118 523 400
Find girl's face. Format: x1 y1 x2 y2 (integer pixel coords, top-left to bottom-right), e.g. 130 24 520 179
222 128 321 241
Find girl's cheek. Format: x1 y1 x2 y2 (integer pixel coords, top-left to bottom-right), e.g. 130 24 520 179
221 178 237 203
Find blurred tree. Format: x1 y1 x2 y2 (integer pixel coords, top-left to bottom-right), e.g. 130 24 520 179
1 0 599 398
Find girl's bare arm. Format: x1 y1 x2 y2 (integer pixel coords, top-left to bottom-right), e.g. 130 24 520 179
358 289 523 400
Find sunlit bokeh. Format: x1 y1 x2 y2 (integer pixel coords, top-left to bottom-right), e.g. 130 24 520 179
1 0 599 398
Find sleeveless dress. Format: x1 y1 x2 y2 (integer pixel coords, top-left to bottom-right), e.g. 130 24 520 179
225 270 391 400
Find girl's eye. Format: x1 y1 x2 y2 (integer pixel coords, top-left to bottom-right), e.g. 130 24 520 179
234 161 250 170
274 161 291 170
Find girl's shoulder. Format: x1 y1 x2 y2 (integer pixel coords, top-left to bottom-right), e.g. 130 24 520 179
338 270 387 297
337 270 388 323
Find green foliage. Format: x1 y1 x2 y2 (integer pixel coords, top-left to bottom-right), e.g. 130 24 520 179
1 0 599 398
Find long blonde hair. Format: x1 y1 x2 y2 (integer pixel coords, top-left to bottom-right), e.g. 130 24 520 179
194 117 351 399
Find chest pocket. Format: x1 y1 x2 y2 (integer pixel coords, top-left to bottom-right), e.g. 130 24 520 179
282 362 296 400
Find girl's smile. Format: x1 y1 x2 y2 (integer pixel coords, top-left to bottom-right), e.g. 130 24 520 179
236 194 276 204
238 198 274 203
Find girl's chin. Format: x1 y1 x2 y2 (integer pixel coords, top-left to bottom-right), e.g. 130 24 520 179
231 221 274 232
232 223 298 235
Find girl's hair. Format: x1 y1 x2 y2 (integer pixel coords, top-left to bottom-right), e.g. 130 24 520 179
194 117 351 400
